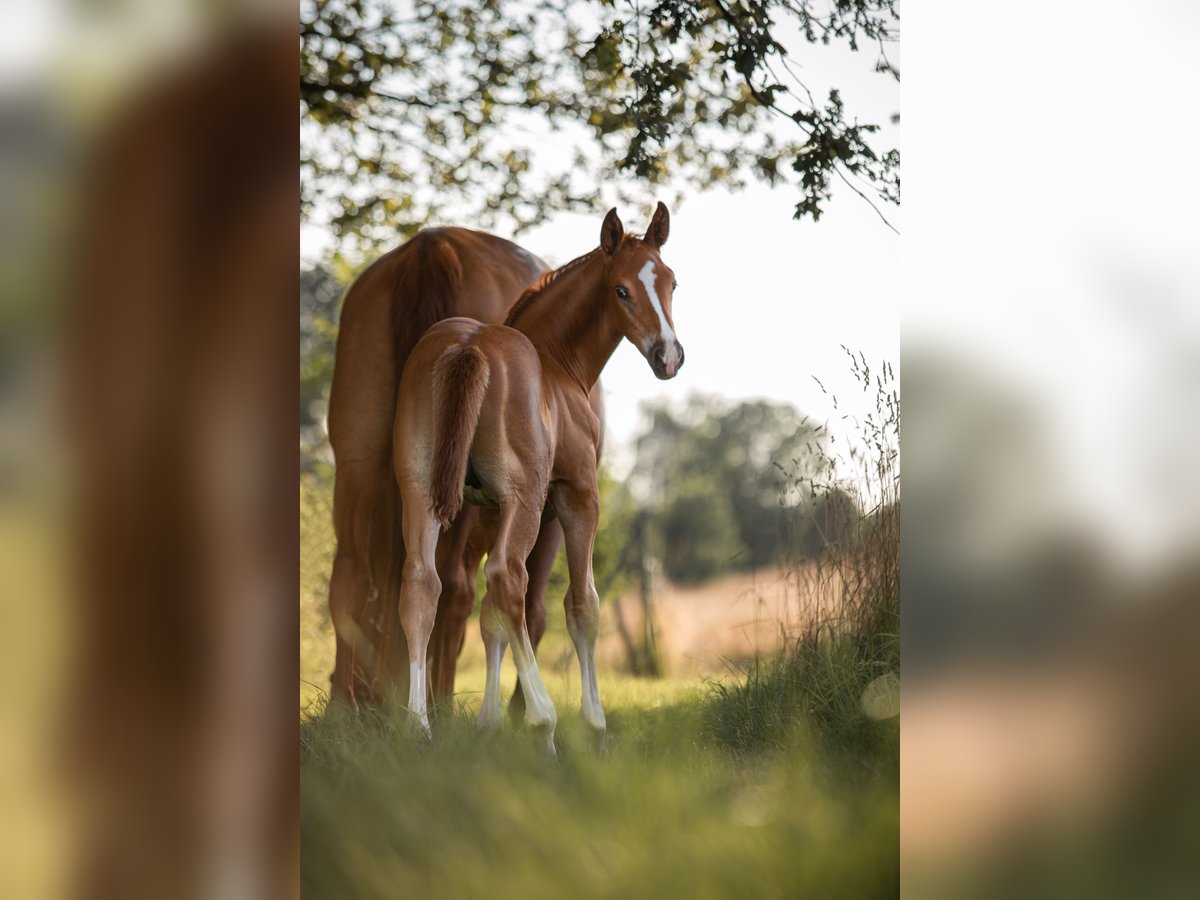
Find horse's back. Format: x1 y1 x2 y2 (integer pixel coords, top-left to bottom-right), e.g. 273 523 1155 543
409 318 539 370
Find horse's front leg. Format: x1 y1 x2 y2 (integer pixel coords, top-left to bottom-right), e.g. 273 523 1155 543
551 481 606 752
507 518 563 724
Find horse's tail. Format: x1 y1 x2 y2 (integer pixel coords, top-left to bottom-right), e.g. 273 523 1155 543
390 231 464 383
429 342 490 528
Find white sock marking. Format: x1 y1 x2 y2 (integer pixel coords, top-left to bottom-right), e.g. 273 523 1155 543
409 660 430 731
477 634 506 730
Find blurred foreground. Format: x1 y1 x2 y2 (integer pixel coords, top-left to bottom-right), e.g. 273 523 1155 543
901 353 1200 897
901 0 1200 889
2 5 296 898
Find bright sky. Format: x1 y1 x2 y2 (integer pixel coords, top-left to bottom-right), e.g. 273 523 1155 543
903 0 1200 572
511 181 900 473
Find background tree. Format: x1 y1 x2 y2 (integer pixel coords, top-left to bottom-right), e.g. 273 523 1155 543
300 0 899 254
300 264 346 470
631 393 833 580
658 474 746 583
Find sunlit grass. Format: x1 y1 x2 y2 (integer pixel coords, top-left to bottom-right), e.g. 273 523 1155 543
301 674 898 900
301 584 898 898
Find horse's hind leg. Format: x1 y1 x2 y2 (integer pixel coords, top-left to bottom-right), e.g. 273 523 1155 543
328 464 380 709
429 507 481 708
329 549 367 708
396 499 442 736
478 504 557 753
507 519 563 724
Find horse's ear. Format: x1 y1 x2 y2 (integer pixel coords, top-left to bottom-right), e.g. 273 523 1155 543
646 201 670 248
600 208 624 255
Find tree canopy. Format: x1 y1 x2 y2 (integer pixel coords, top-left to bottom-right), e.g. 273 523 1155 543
631 393 839 580
301 0 899 253
300 263 345 468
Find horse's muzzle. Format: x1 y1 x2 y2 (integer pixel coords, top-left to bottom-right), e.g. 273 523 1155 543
650 339 684 379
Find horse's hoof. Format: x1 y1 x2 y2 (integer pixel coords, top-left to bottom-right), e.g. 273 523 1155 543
476 709 504 734
531 724 557 759
584 724 607 757
579 710 607 755
406 715 432 742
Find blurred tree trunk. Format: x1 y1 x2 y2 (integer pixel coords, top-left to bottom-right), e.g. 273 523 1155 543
636 511 662 677
602 510 661 677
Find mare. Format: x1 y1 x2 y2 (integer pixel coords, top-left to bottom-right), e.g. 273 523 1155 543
392 204 683 752
326 227 602 712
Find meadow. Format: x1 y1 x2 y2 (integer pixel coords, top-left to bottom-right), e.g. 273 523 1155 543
300 450 899 898
302 669 897 899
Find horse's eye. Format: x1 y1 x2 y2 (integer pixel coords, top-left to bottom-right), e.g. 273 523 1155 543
615 286 630 301
673 280 679 291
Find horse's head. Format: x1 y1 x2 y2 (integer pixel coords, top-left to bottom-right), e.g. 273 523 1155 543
599 203 684 380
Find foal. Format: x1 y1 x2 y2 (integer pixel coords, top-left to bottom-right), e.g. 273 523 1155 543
392 203 683 750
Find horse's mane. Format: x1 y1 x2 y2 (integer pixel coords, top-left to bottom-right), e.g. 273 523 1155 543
504 248 602 326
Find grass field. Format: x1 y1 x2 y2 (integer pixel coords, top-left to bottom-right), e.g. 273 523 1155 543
301 593 899 898
301 661 898 899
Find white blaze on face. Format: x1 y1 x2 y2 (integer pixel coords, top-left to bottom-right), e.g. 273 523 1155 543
638 259 676 350
633 262 681 374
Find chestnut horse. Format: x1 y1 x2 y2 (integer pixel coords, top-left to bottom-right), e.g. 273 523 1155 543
326 227 601 711
393 204 683 751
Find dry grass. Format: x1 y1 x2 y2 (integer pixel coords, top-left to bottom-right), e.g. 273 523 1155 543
595 563 847 676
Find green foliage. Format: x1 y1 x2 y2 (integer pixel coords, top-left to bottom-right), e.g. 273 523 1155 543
300 265 346 468
706 351 899 783
301 472 337 703
706 620 899 782
658 475 745 583
632 393 830 579
790 483 861 559
300 0 899 254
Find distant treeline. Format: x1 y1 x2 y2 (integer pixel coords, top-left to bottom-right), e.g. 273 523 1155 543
622 393 864 583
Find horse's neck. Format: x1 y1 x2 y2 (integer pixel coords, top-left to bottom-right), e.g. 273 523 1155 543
513 255 621 392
